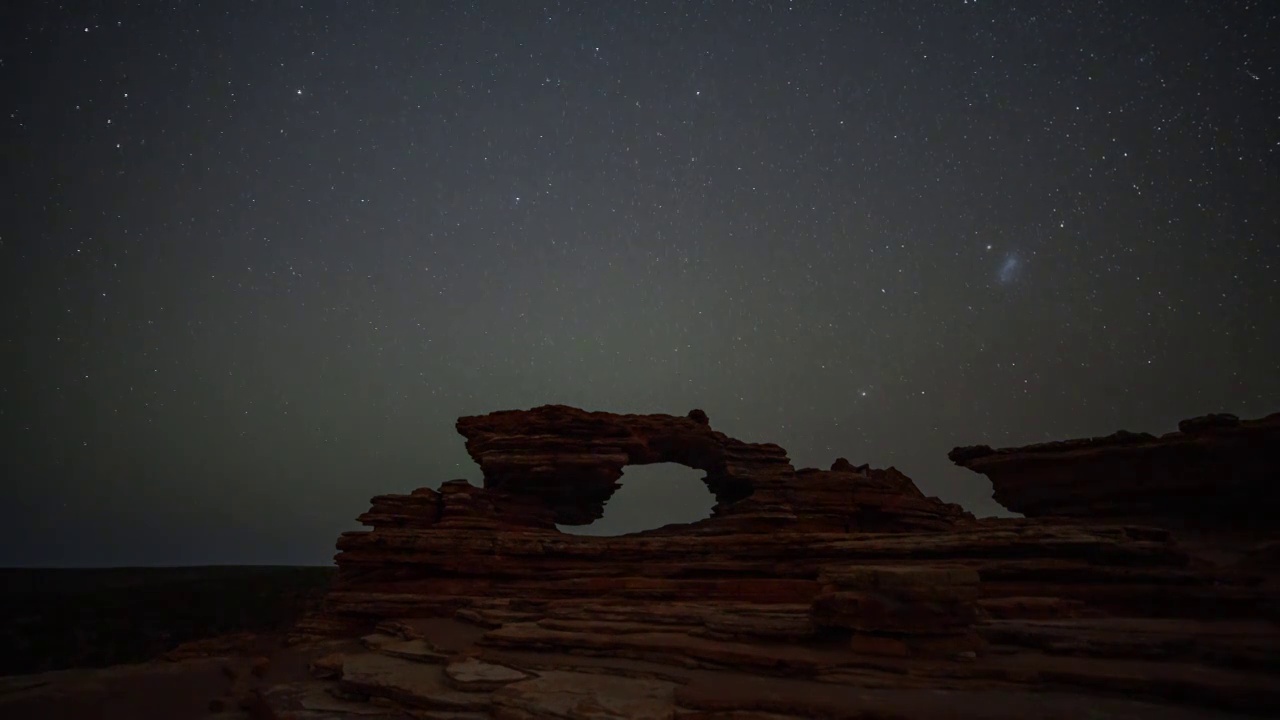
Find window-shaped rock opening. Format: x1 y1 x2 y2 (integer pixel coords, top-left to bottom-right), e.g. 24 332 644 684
556 463 715 536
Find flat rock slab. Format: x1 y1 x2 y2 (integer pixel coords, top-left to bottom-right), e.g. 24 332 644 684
259 680 408 718
444 657 531 691
340 653 491 711
538 618 686 635
978 596 1091 620
492 670 677 720
543 601 757 626
482 622 838 674
819 565 981 595
361 633 452 663
822 564 979 584
537 601 817 642
456 607 543 628
697 609 815 641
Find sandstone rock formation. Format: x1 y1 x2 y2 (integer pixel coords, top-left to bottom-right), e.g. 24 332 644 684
453 405 973 530
949 411 1280 536
282 404 1280 717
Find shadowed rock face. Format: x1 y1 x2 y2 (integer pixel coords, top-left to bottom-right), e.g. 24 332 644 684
949 412 1280 536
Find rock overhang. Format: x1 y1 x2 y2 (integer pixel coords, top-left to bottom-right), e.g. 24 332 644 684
948 412 1280 531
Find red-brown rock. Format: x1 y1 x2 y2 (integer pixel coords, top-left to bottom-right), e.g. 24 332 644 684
451 406 972 531
454 405 797 526
949 412 1280 537
810 565 986 658
306 407 1277 637
288 404 1279 716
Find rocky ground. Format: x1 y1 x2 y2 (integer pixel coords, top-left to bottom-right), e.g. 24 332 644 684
2 609 1275 720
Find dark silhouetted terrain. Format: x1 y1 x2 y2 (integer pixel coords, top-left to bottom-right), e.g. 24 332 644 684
1 566 333 676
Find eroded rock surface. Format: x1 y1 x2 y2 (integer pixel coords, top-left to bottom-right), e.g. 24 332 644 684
949 411 1280 535
490 671 677 720
455 405 788 526
309 406 985 635
451 405 976 529
444 657 530 692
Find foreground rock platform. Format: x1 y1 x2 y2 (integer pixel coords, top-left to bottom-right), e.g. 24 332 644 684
4 617 1278 719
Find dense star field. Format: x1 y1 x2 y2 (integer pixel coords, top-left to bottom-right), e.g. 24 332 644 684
3 2 1277 566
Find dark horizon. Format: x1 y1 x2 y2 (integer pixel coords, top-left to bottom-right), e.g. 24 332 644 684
4 1 1277 567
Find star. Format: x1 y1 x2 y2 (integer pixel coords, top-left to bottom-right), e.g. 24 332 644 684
3 0 1275 565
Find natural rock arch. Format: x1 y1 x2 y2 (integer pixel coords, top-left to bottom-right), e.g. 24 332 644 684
455 405 789 525
325 404 982 634
555 463 718 536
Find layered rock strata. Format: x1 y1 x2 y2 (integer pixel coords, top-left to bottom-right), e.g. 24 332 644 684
454 405 973 529
306 406 1268 638
811 565 986 658
286 405 1280 715
949 411 1280 535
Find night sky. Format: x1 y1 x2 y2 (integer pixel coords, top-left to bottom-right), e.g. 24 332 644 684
3 2 1277 567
